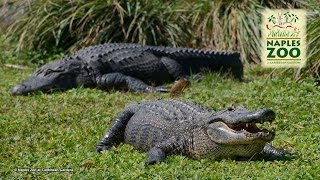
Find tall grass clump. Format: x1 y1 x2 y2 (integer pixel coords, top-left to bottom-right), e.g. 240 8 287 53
5 0 191 53
3 0 320 77
0 1 26 29
188 0 319 64
299 7 320 80
188 0 264 63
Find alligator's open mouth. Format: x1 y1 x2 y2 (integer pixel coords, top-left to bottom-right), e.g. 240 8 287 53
207 108 276 144
228 123 264 133
226 122 274 140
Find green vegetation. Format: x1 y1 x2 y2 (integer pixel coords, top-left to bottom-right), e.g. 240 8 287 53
3 0 320 65
1 60 319 179
5 0 191 52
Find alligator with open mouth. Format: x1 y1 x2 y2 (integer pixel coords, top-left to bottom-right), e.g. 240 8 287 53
96 99 291 164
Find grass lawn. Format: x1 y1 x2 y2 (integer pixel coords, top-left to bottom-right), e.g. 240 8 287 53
0 62 319 179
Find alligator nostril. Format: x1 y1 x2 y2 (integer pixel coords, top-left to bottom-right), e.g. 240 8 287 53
262 109 276 122
264 109 275 117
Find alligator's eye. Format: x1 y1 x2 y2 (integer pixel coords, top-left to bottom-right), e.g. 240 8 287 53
227 107 235 111
44 69 65 76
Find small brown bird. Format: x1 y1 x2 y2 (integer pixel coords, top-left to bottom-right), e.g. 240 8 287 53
170 78 191 96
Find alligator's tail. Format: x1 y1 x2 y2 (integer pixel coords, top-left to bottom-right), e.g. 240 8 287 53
149 46 243 80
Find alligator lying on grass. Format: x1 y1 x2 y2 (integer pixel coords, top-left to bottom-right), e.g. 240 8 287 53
97 100 291 164
11 43 243 95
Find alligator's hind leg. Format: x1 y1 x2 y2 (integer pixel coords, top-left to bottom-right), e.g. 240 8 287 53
96 73 168 93
160 57 191 96
96 105 139 152
160 57 187 80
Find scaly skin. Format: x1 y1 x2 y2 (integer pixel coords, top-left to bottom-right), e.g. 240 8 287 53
96 100 291 164
11 43 243 95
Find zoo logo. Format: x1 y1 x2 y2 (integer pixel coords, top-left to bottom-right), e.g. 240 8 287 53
261 9 307 68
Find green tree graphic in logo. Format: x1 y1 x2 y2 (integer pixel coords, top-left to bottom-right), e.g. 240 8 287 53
283 12 299 23
284 12 291 23
266 11 300 37
267 12 299 26
291 14 299 22
268 15 276 24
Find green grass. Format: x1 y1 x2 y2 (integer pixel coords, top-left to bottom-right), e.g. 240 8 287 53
0 63 319 179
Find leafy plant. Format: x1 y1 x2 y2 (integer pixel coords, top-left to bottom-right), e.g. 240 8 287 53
188 0 264 64
5 0 191 52
298 9 320 80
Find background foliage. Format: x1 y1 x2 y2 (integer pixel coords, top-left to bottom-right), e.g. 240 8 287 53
4 0 191 52
1 0 319 66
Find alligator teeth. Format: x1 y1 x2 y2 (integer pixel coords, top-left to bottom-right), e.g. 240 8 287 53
246 123 249 128
242 129 250 134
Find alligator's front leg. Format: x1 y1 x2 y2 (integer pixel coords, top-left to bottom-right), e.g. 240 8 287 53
96 105 139 152
96 73 168 93
260 143 294 159
147 136 184 164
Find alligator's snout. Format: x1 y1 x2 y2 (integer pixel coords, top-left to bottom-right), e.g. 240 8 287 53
213 107 276 125
11 75 56 96
250 109 276 123
11 84 28 95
